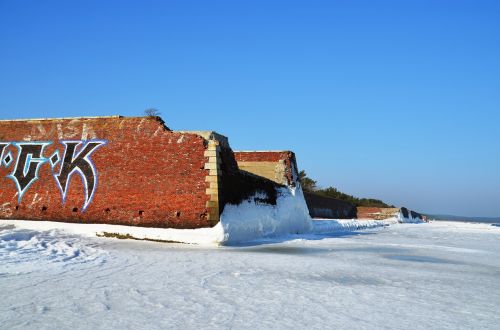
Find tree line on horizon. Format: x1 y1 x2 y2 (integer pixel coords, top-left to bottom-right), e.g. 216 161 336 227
299 171 394 208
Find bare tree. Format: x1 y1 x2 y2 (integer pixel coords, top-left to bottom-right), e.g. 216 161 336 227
144 108 161 117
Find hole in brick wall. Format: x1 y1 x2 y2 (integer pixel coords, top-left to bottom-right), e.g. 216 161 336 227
41 206 47 212
105 208 110 213
174 211 181 218
139 210 144 216
72 207 78 212
15 205 19 211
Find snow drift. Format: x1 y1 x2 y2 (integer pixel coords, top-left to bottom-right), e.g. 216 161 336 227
218 186 313 244
0 224 104 274
0 185 423 245
1 220 498 329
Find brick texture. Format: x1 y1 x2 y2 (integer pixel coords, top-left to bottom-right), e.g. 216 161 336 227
217 148 280 212
234 151 298 187
0 116 215 228
234 151 360 219
356 207 424 220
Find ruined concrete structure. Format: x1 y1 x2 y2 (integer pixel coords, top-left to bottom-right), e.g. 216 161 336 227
230 151 304 210
357 207 401 220
0 116 280 228
232 152 425 221
232 151 357 219
357 206 425 221
234 151 298 187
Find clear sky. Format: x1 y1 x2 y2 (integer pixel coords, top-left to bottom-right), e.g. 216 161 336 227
1 0 499 217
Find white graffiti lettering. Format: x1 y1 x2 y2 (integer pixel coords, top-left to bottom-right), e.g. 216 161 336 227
0 140 106 211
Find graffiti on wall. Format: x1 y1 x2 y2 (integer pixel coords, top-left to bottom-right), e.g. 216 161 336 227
0 140 106 211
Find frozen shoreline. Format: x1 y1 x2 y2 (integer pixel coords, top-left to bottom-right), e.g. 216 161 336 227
1 220 499 329
0 187 424 245
0 216 410 246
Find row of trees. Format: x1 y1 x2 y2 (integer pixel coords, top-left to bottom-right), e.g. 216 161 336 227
298 171 394 208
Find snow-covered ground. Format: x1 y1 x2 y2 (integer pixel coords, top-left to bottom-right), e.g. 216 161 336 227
1 220 499 329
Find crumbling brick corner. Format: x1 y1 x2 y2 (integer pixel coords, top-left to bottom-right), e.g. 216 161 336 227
233 151 299 187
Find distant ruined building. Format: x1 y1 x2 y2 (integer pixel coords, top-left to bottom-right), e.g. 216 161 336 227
357 207 425 221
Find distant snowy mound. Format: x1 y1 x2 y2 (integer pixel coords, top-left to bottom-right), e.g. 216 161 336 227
397 212 425 224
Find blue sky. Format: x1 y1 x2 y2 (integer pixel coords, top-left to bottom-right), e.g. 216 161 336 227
1 0 499 217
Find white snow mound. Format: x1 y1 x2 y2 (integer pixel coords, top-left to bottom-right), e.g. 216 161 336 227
218 186 313 244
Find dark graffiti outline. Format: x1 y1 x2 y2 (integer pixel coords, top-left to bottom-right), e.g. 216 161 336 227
6 141 52 204
54 140 107 211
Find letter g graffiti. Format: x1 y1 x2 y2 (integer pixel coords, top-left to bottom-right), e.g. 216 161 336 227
7 142 51 203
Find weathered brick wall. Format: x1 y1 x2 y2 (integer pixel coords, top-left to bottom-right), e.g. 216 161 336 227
219 148 280 212
357 207 424 220
234 151 352 219
0 116 217 228
234 151 298 187
356 207 400 220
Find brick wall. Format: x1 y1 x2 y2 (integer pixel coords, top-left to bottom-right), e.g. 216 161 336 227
233 151 354 219
357 207 425 220
356 207 400 220
0 116 218 228
234 151 298 187
218 148 280 213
